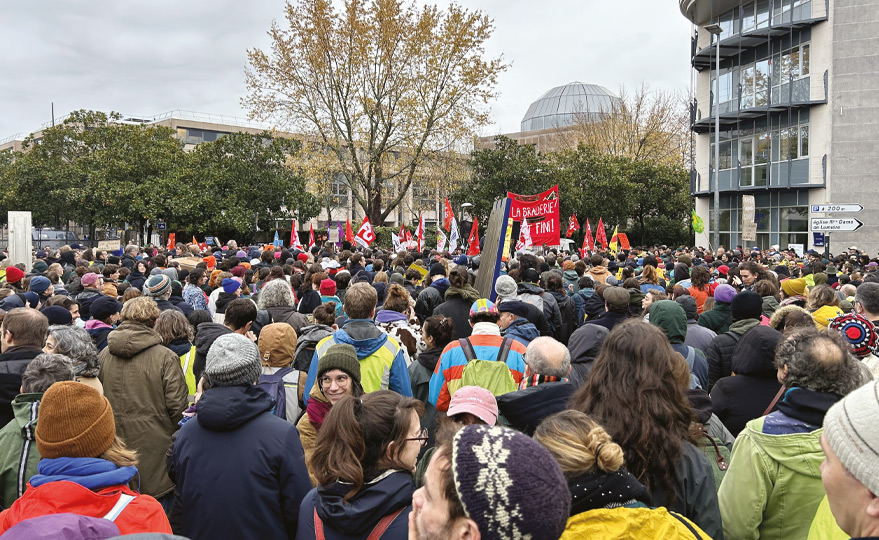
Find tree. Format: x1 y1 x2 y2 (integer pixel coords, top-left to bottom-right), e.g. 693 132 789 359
243 0 506 224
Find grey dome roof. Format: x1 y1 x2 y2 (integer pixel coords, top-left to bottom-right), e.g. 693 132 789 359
520 82 618 132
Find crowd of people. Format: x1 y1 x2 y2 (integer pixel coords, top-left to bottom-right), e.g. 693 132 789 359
0 238 876 539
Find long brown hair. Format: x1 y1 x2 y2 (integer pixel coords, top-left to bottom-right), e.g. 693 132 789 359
569 319 695 503
310 390 424 500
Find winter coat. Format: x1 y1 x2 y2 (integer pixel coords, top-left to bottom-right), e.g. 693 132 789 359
99 322 188 498
409 348 441 406
169 384 312 540
561 506 710 540
649 301 709 389
182 284 208 311
718 412 828 540
710 325 783 436
0 458 171 535
583 311 629 333
586 265 612 284
0 393 41 509
0 348 41 428
433 286 479 340
761 296 780 319
705 318 761 391
562 270 579 295
580 288 607 324
298 290 321 315
567 324 609 387
698 301 734 334
75 288 102 320
517 282 562 334
548 290 576 344
126 271 147 292
684 320 716 355
502 317 539 347
296 471 414 540
294 325 335 372
86 320 114 352
168 296 194 317
265 305 311 335
496 382 575 435
414 279 449 323
302 321 412 403
573 287 595 326
375 310 421 363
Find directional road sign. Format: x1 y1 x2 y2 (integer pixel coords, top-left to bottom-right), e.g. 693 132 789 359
811 204 863 213
810 218 864 232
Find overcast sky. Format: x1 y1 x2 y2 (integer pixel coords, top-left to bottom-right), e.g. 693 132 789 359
0 0 694 140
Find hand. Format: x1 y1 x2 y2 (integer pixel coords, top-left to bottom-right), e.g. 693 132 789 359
245 330 257 342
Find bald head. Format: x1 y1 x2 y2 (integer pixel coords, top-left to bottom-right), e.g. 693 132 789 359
524 337 570 378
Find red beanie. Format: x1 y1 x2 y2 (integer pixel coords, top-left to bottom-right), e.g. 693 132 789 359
5 267 24 284
319 278 337 296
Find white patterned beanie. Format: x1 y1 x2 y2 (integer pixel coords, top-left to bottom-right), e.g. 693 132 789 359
451 425 570 540
824 380 879 495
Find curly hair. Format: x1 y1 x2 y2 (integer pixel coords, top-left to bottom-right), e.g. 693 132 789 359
775 327 863 395
46 325 100 378
258 279 295 309
807 284 840 311
569 319 695 504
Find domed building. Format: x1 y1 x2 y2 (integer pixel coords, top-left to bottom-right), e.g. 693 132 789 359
478 81 619 153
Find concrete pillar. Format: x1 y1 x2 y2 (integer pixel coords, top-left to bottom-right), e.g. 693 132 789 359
7 212 32 272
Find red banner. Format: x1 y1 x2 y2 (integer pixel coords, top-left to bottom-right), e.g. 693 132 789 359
467 217 480 256
507 185 560 246
566 213 580 238
595 218 608 250
585 218 595 252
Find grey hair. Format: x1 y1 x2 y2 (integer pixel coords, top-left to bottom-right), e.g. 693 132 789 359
525 336 571 378
258 279 295 309
22 353 75 393
124 245 139 256
47 325 100 378
775 328 863 395
855 283 879 316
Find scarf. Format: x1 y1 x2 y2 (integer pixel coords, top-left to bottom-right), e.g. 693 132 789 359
470 322 500 336
307 398 333 431
31 457 138 491
568 468 652 516
445 284 480 303
518 374 567 390
777 387 841 427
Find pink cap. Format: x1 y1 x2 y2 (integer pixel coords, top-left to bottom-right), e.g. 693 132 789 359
447 386 498 426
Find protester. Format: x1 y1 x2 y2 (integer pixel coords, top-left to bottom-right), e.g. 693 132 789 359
676 295 716 353
169 333 311 539
698 283 736 334
0 381 172 534
566 323 609 387
414 264 449 323
497 299 539 346
582 286 630 332
705 290 764 391
375 284 421 363
298 391 424 539
43 325 102 393
0 309 49 427
829 312 879 378
433 267 478 340
648 300 709 389
257 278 310 334
98 297 187 504
257 322 301 422
75 273 104 320
182 269 209 311
192 298 257 382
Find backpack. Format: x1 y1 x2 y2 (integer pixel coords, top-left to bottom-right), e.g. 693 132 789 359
694 423 730 492
257 367 294 420
447 337 518 398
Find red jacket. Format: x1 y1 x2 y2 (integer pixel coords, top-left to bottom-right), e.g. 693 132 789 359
0 481 171 535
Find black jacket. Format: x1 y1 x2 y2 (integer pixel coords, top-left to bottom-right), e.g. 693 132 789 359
75 289 102 320
193 323 232 381
567 324 610 387
0 347 41 426
582 311 629 333
414 280 449 323
710 325 783 436
548 290 576 344
169 385 312 540
581 291 608 323
433 288 478 340
169 296 195 316
705 319 761 391
154 298 184 314
126 271 146 291
496 382 575 435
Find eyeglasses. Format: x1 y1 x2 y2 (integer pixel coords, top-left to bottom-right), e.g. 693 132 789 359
319 374 350 388
406 427 429 447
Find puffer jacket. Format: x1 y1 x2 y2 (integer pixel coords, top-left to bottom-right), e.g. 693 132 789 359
548 290 576 344
561 506 711 540
414 279 449 323
704 318 761 391
567 324 609 387
99 322 188 498
433 285 479 340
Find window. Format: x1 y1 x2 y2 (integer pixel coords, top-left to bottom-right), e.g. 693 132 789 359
800 126 809 157
412 182 434 211
740 138 754 186
331 173 349 206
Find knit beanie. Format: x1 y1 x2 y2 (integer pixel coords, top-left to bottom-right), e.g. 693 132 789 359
32 260 49 274
36 381 116 459
5 267 24 284
319 278 337 296
781 278 807 297
317 343 361 383
829 313 878 359
143 274 171 297
205 333 261 386
494 275 517 299
714 284 736 304
258 323 297 368
731 290 763 321
29 276 51 295
41 306 73 326
429 263 447 278
451 425 570 540
221 277 241 294
824 380 879 496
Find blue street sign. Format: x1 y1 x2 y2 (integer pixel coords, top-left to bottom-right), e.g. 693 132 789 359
156 222 167 231
813 232 825 247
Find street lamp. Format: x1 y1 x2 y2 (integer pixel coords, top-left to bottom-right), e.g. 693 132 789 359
705 22 723 251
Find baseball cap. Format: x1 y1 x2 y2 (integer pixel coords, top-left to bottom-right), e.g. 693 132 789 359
469 299 498 317
447 386 498 425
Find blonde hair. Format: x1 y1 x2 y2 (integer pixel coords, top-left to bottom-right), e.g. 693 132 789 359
99 436 138 467
533 410 624 478
120 296 161 327
373 271 388 284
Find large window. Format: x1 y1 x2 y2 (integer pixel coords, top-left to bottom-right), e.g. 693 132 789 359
176 127 228 145
331 173 349 206
412 182 434 211
709 192 809 249
712 42 809 114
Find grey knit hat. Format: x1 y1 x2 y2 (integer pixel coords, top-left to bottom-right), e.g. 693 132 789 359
143 274 171 297
824 380 879 495
205 333 261 386
494 275 517 299
451 425 570 540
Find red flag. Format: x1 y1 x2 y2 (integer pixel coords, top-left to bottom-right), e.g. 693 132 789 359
345 220 354 243
443 199 455 231
398 223 406 240
166 233 175 251
618 233 631 250
580 232 589 258
566 213 580 238
355 217 376 247
585 218 595 252
405 229 413 247
308 223 316 250
467 218 480 256
198 238 208 251
416 214 425 252
596 218 608 250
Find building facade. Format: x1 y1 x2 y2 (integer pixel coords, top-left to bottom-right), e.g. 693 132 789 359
680 0 879 253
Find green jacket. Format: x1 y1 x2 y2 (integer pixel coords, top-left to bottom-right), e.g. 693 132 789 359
0 393 42 509
698 301 733 334
649 300 688 344
718 416 825 540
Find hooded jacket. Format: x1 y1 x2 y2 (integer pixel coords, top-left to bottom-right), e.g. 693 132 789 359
0 347 41 428
761 295 780 319
567 324 609 387
296 470 414 540
718 414 827 540
561 506 710 540
548 289 577 344
414 278 449 323
169 385 312 540
705 318 762 391
562 270 579 295
98 322 188 498
517 282 562 333
302 321 412 404
587 265 611 284
433 285 479 340
497 382 575 436
649 301 709 389
294 324 335 372
502 317 540 347
698 301 734 334
264 305 310 335
192 322 232 382
0 393 41 509
710 325 783 436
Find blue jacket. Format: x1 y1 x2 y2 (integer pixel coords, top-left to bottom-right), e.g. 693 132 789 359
296 471 413 540
169 385 312 540
502 318 539 347
302 321 412 405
